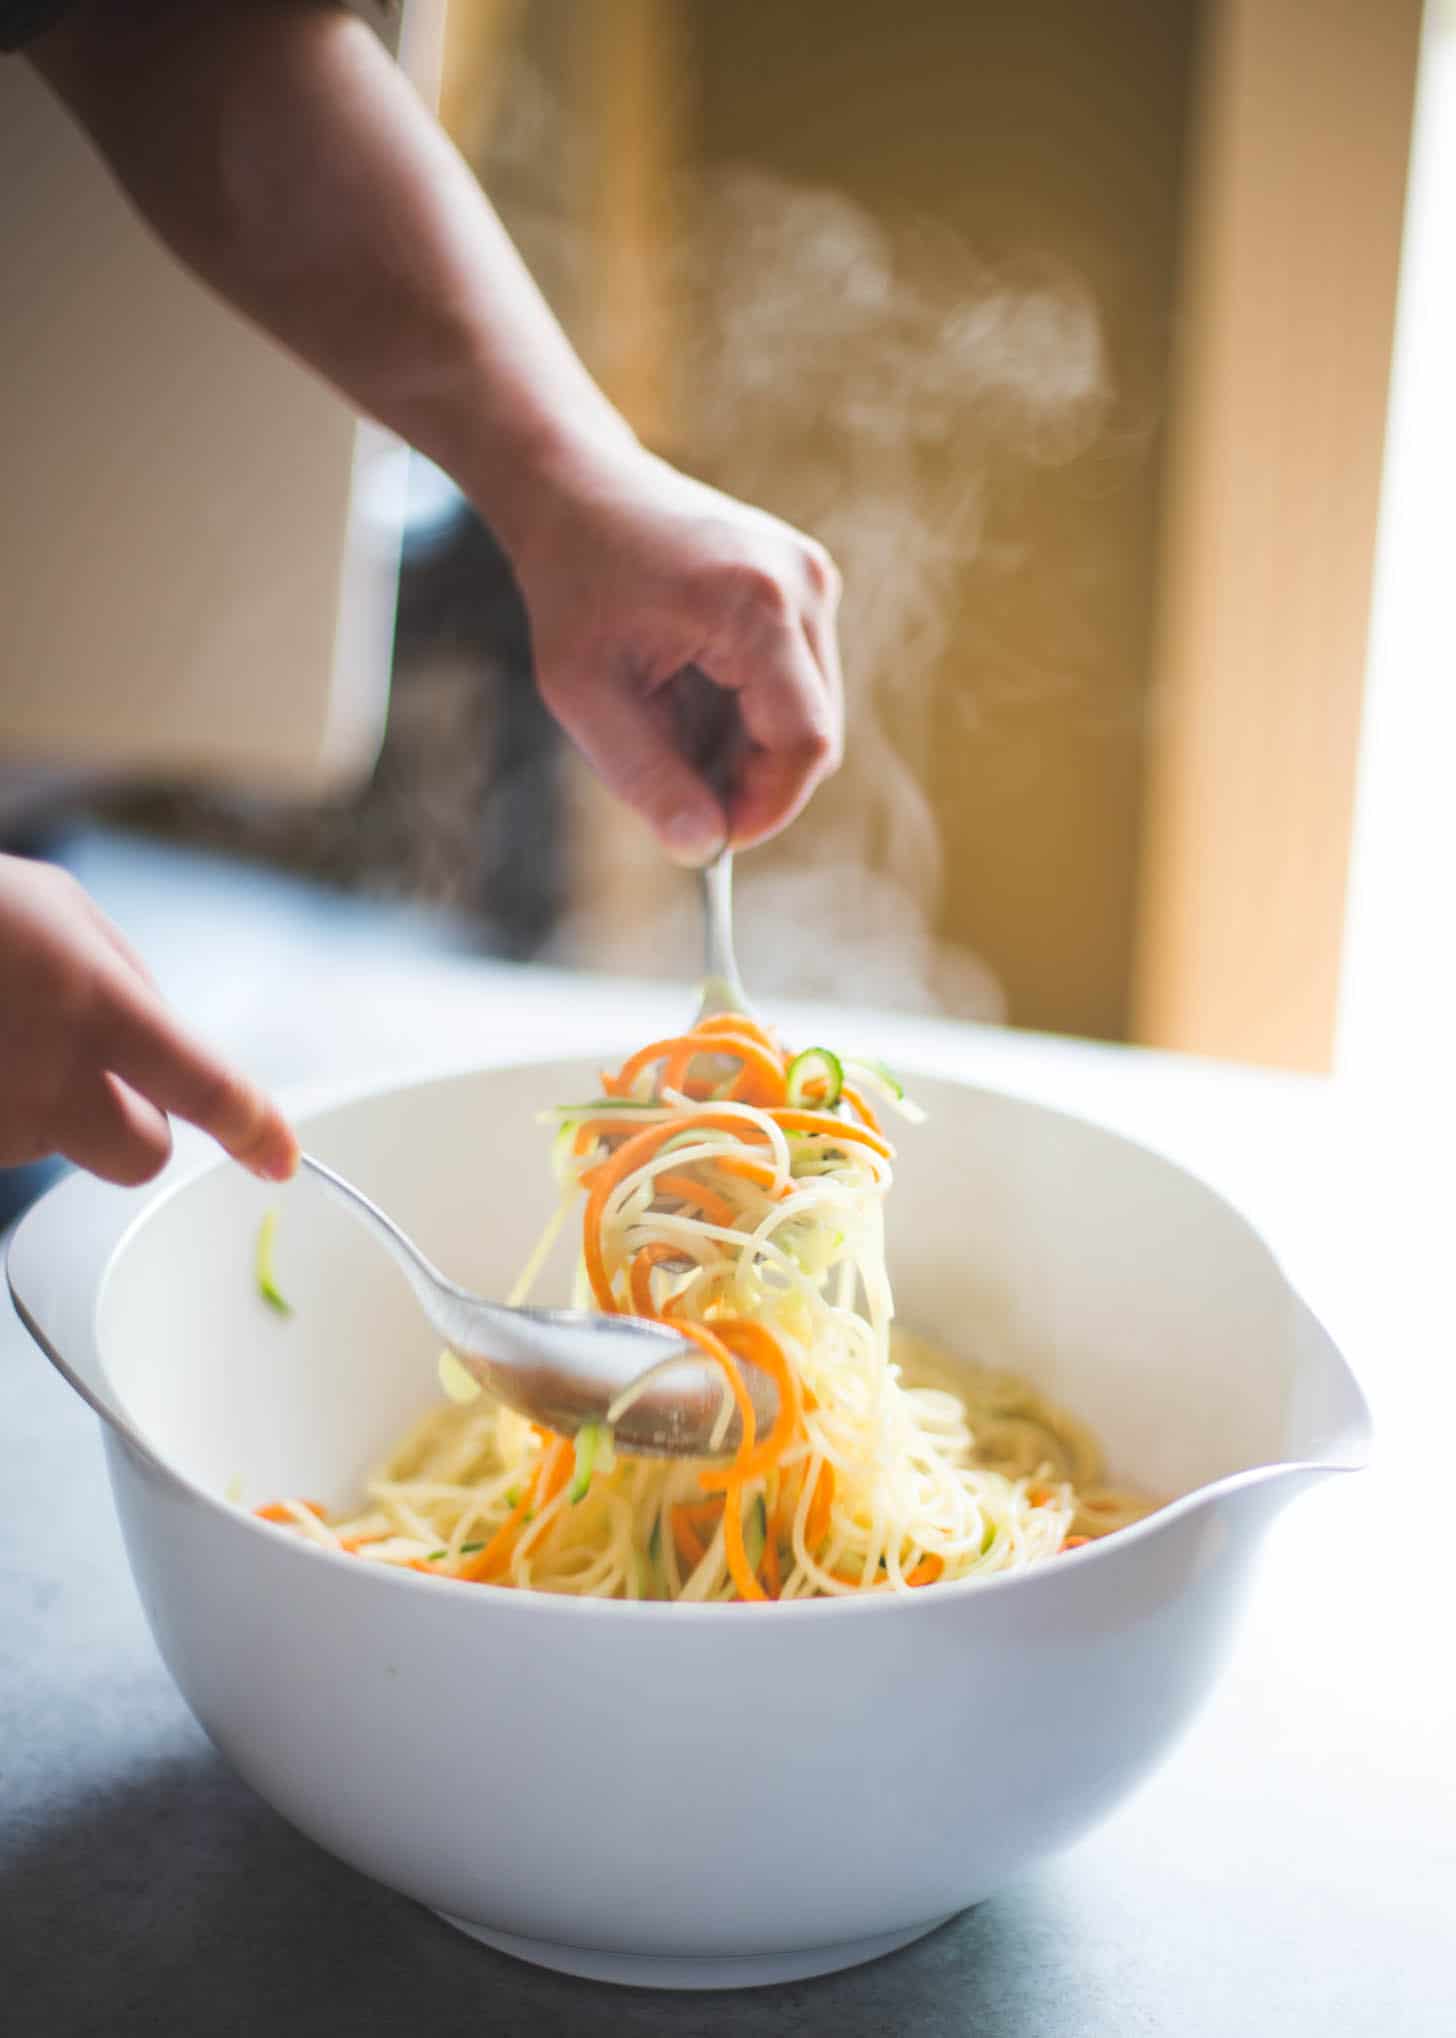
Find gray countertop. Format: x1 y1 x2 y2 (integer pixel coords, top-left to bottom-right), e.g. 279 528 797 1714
2 844 1452 2035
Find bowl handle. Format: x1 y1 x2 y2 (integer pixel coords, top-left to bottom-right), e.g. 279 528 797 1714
5 1162 186 1464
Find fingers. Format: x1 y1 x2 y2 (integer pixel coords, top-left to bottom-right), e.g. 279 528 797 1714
716 621 841 850
796 540 846 772
83 894 160 990
96 978 299 1182
548 675 729 866
691 535 843 850
526 472 846 857
51 1070 174 1188
800 596 846 760
0 855 297 1187
551 591 842 861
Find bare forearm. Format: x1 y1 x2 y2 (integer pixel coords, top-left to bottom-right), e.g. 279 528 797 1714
30 0 629 557
29 0 844 858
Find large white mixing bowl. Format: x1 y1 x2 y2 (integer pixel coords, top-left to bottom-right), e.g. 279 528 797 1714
7 1058 1370 1990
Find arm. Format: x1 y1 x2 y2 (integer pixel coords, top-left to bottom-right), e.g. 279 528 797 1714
29 0 843 858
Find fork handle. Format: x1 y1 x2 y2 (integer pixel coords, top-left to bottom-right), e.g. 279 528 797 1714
671 664 747 823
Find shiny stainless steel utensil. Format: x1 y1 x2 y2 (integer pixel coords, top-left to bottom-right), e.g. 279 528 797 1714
673 666 755 1025
696 847 751 1022
298 1155 775 1457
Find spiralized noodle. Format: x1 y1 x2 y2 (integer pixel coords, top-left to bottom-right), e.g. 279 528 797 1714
262 1017 1157 1597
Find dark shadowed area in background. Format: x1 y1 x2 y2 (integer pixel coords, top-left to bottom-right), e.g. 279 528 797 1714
93 498 567 963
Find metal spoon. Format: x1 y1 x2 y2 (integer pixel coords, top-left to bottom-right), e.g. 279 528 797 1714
297 1155 775 1458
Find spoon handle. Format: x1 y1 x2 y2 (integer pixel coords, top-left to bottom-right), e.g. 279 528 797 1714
294 1154 774 1454
297 1156 545 1366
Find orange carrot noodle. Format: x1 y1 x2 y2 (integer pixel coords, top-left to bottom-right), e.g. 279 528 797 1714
261 1026 1156 1599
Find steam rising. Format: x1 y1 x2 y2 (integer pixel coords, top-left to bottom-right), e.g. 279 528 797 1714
534 158 1112 1015
96 44 1117 1023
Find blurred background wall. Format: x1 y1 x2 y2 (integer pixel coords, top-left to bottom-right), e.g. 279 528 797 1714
685 0 1193 1044
0 0 415 800
0 0 1425 1075
425 0 1419 1064
433 0 1193 1037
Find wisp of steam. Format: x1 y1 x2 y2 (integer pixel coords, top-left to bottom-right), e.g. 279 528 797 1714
529 149 1112 1017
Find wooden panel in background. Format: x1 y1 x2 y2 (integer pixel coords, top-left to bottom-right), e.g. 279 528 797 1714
689 0 1197 1041
1131 0 1423 1071
433 2 1195 1025
436 0 520 155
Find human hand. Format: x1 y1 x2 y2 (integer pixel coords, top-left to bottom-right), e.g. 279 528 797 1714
0 856 298 1187
25 7 839 866
505 444 844 862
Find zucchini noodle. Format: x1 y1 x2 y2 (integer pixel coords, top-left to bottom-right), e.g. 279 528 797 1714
261 1015 1156 1597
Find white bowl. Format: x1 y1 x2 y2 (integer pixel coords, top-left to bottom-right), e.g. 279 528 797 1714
7 1058 1370 1991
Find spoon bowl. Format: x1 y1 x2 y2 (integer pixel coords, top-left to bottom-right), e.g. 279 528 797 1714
294 1154 775 1458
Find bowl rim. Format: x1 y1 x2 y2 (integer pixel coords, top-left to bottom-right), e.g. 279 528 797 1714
216 1455 1355 1623
7 1046 1371 1627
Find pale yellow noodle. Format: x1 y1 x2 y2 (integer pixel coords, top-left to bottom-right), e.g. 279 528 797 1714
293 1061 1159 1595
